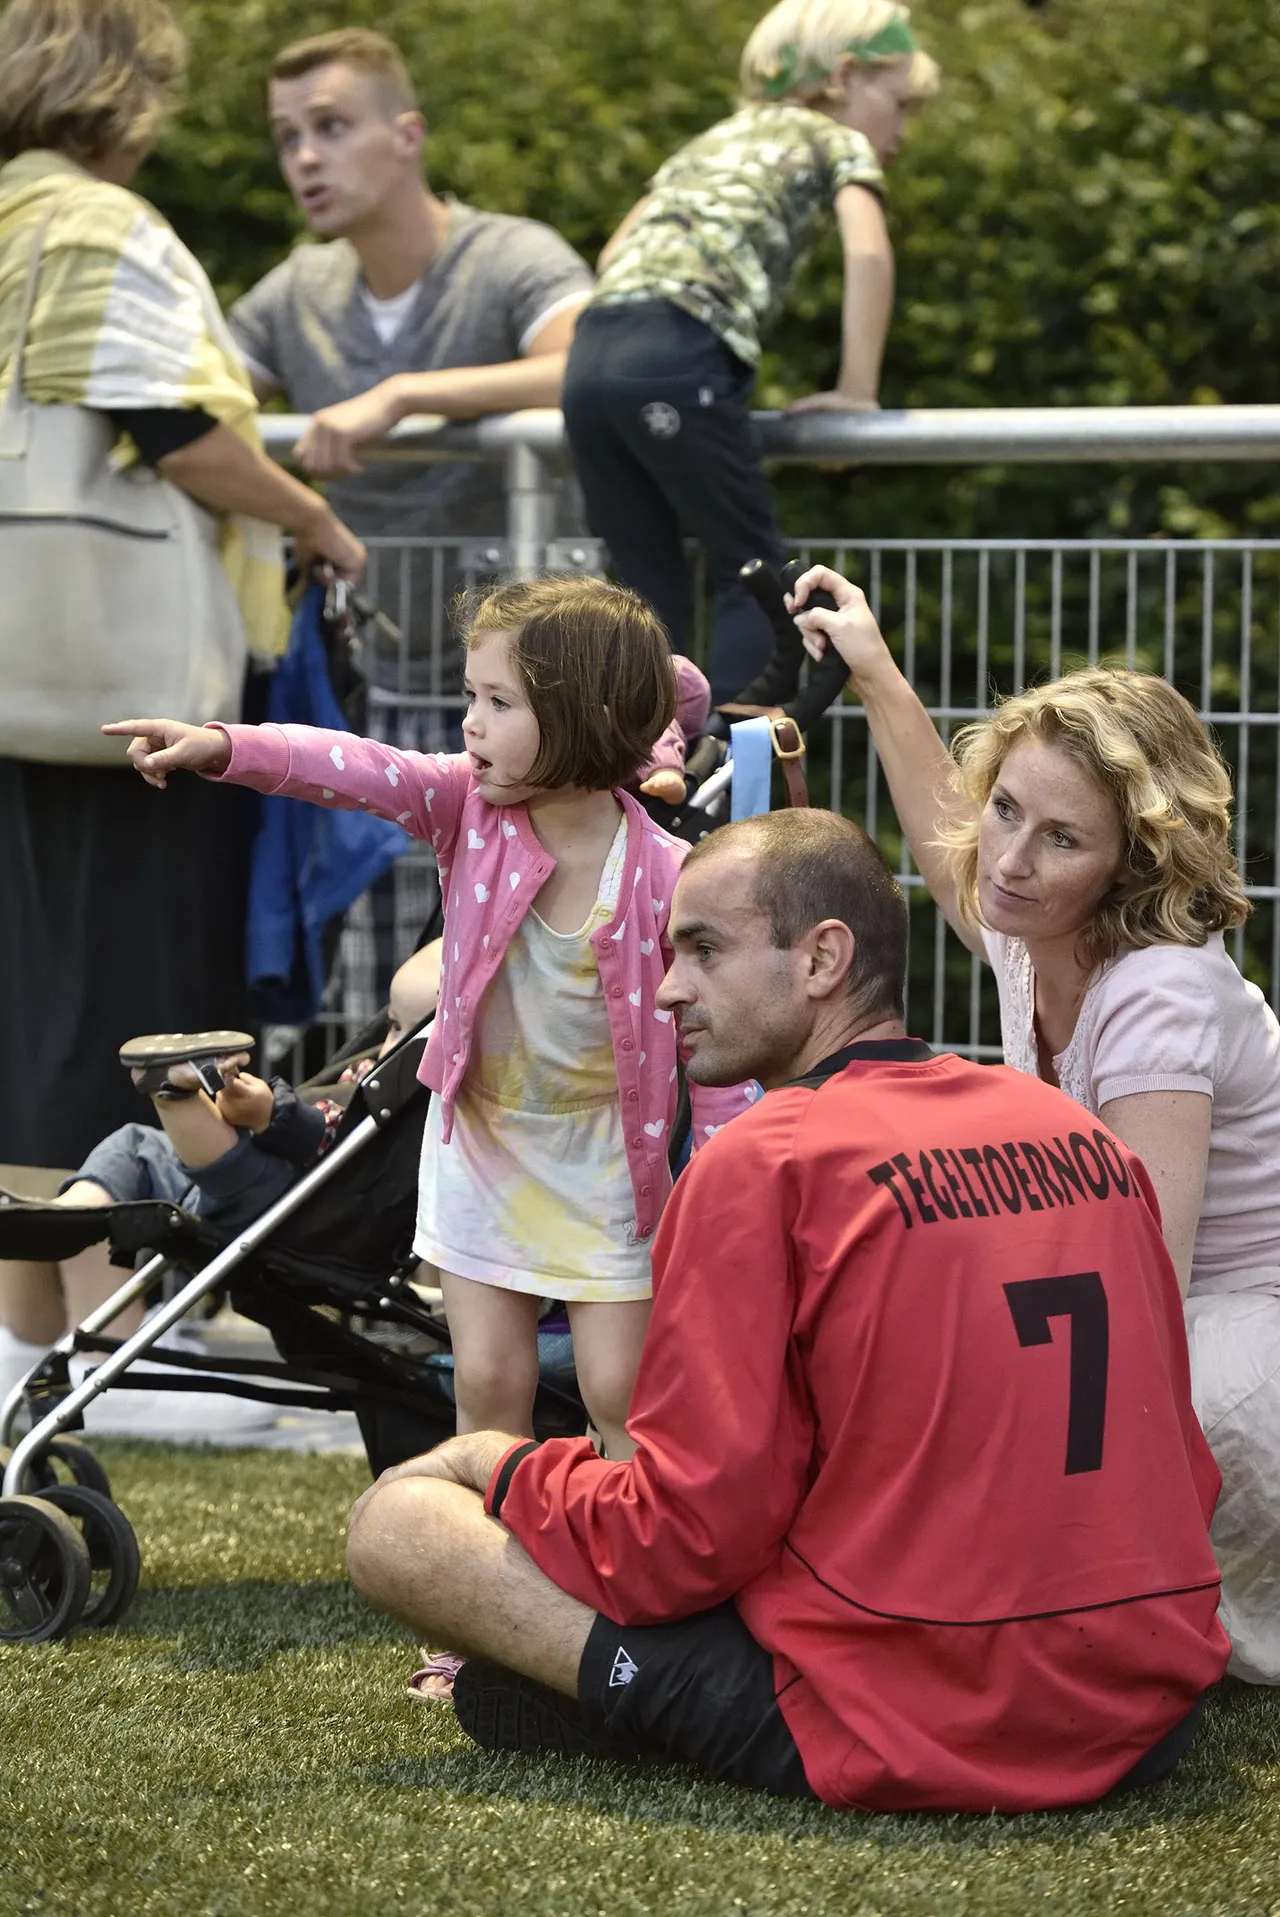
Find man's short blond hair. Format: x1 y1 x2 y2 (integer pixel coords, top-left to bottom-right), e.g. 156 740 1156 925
0 0 185 164
270 28 417 117
740 0 939 106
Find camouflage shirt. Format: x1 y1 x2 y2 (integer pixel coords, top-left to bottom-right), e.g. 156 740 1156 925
592 104 884 367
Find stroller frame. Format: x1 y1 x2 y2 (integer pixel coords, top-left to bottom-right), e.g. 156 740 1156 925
0 1022 586 1642
1 1104 385 1495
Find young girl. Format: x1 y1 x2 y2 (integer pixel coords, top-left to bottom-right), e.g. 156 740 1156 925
561 0 938 702
105 576 753 1462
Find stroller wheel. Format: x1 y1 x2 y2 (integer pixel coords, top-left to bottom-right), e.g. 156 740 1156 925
0 1494 91 1642
38 1485 139 1631
0 1435 112 1501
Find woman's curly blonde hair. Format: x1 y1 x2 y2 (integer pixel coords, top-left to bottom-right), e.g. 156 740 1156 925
0 0 185 165
938 666 1250 966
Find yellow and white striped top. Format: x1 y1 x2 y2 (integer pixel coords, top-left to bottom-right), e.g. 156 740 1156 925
0 148 287 658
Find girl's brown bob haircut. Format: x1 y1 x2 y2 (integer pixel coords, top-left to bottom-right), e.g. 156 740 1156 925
938 665 1250 966
0 0 185 164
458 575 678 793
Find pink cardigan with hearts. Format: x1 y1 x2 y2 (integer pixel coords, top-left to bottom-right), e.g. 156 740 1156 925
210 723 756 1241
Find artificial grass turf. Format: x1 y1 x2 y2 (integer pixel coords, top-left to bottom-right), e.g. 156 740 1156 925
2 1446 1279 1917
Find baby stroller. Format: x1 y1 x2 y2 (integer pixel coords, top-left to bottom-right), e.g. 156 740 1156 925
0 1013 597 1646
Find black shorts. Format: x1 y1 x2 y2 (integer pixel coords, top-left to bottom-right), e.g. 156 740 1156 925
578 1602 815 1799
578 1603 1205 1807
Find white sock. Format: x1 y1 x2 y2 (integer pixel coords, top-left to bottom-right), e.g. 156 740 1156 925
0 1325 53 1397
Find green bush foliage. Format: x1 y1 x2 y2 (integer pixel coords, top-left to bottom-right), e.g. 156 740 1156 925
144 0 1280 543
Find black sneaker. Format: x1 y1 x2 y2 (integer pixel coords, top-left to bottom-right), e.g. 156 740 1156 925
453 1660 621 1760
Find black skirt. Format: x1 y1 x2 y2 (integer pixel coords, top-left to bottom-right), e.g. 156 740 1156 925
0 757 253 1169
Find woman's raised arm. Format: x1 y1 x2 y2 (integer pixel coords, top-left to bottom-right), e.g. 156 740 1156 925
789 565 983 954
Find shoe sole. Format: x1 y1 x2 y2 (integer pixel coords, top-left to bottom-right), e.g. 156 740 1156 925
453 1661 615 1759
118 1031 255 1069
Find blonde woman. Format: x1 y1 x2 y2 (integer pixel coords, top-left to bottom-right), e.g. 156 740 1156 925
561 0 938 701
791 561 1280 1686
0 8 362 1159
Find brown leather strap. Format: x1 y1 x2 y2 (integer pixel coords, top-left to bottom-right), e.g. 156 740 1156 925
770 713 810 808
715 704 811 807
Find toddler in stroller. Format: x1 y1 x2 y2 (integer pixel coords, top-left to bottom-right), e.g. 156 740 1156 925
0 943 441 1431
0 951 597 1643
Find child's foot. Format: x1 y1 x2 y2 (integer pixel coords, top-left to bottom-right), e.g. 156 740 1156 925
639 769 688 806
407 1649 467 1704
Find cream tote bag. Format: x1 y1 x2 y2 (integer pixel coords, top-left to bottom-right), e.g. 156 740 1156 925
0 208 246 764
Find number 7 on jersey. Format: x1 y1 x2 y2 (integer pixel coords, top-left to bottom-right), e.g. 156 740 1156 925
1004 1271 1110 1475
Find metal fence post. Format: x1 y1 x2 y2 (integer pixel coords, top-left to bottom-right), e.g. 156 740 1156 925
505 439 556 580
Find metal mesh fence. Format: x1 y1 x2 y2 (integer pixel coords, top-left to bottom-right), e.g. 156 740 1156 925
275 532 1280 1069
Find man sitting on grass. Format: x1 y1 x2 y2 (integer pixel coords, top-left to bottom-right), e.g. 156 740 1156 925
346 810 1229 1813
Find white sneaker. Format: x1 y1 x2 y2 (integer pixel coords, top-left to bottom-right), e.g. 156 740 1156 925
0 1325 52 1403
70 1310 278 1440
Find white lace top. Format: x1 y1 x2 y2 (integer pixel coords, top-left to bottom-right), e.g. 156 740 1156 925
983 928 1280 1291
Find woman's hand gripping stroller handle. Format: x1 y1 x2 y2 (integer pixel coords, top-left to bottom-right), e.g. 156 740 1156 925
733 559 848 731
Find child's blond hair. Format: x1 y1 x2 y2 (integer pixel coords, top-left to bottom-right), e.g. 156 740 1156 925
740 0 939 108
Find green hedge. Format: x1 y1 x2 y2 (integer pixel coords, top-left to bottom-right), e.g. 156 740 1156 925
145 0 1280 540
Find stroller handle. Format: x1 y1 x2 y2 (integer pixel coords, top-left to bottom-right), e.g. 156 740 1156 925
735 559 849 732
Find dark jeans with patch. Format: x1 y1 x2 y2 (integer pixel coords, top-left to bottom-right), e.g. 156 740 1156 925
562 299 787 703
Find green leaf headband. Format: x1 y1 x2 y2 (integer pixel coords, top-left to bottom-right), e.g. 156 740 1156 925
761 15 918 97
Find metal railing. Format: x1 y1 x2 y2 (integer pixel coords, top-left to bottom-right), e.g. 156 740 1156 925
259 408 1280 1060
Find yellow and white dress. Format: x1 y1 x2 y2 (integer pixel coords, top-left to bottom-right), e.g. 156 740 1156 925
414 818 652 1301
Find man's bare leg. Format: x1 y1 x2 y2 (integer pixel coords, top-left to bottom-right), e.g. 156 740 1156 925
0 1182 142 1342
346 1475 593 1697
59 1244 145 1336
56 1181 144 1334
0 1258 67 1345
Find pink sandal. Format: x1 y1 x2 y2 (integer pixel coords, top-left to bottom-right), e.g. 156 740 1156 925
407 1650 466 1704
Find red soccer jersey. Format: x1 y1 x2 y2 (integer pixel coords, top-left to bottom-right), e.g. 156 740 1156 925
487 1043 1229 1811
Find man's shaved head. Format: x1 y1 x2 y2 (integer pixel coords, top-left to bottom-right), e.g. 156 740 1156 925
659 811 908 1089
682 810 907 1020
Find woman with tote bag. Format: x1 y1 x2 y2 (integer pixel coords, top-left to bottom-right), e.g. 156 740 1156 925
0 0 364 1205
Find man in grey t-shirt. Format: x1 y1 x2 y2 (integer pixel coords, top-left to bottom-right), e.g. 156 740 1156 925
229 27 592 683
230 27 591 1008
